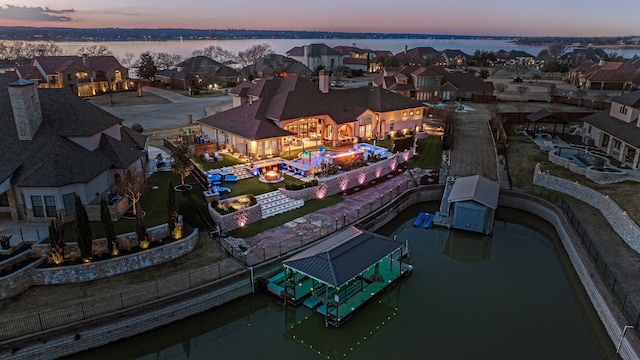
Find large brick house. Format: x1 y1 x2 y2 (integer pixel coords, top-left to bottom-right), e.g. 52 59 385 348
197 72 425 159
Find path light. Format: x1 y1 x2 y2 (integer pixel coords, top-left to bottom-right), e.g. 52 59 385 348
623 211 628 216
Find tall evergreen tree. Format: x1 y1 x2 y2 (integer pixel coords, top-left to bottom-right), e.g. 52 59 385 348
74 195 93 262
136 203 150 249
100 198 119 256
137 51 157 80
167 181 180 239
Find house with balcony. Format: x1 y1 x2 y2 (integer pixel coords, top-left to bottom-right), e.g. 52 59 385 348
197 72 425 159
286 44 343 73
0 73 148 222
582 91 640 169
18 55 131 97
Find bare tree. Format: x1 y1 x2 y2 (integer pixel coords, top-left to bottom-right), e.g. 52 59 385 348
516 85 530 101
76 45 112 56
237 43 274 67
193 45 236 63
171 143 194 189
0 40 63 60
121 171 149 217
153 52 182 70
548 43 567 59
118 52 135 68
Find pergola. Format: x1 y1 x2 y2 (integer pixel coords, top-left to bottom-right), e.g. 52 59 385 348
525 110 568 139
282 226 411 327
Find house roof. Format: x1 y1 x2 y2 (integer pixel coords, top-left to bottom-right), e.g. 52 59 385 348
394 47 440 65
571 61 638 83
283 226 404 288
582 108 640 148
0 73 146 188
198 98 293 140
447 175 500 209
611 90 640 107
176 56 242 79
34 55 126 74
15 65 44 82
287 43 341 57
203 76 424 139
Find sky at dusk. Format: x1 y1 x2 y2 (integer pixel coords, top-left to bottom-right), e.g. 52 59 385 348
1 0 638 37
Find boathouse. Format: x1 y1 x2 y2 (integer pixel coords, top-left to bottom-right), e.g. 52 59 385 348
446 175 500 235
281 226 412 327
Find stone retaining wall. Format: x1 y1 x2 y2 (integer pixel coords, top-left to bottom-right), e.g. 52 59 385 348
0 227 198 298
548 149 627 184
533 164 640 252
209 200 263 233
31 228 199 285
282 150 414 201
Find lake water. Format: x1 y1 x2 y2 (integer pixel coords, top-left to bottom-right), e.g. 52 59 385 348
65 204 616 360
45 38 640 62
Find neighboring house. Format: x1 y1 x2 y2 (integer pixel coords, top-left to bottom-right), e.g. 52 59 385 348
159 56 243 90
440 49 470 68
494 50 536 66
198 72 425 159
394 46 440 66
0 73 148 222
333 45 372 72
19 55 131 97
559 47 608 66
243 54 312 79
370 50 393 72
373 65 494 102
567 60 639 91
446 175 500 235
582 91 640 169
286 43 343 73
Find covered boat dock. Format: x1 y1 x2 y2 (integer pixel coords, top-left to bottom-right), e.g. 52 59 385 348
281 226 412 327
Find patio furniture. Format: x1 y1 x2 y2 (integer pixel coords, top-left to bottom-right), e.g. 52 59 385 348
202 151 216 162
224 174 238 183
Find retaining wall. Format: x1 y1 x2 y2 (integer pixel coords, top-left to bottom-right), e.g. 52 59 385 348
533 164 640 252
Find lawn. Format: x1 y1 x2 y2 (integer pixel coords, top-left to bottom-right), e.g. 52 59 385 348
404 136 443 170
61 172 203 242
228 194 344 238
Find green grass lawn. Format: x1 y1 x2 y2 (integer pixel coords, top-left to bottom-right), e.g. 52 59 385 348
405 136 443 169
61 172 201 242
228 194 344 238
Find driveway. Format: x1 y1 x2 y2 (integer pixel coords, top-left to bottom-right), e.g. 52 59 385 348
100 87 232 131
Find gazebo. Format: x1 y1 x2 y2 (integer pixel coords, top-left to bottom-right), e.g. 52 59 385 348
525 110 568 139
281 226 412 327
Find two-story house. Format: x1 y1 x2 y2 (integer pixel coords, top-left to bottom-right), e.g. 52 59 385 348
286 44 343 73
197 72 425 159
242 53 313 79
582 91 640 169
373 65 494 102
17 55 130 97
0 73 147 222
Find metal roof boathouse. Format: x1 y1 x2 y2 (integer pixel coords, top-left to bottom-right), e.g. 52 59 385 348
280 226 412 327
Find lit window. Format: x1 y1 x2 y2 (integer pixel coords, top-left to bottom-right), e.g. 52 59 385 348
409 111 414 116
416 110 421 115
402 111 407 117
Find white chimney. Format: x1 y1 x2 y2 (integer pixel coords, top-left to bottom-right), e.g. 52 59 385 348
319 70 329 93
9 79 43 141
599 58 605 66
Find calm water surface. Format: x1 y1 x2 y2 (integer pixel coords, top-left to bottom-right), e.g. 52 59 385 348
67 204 616 359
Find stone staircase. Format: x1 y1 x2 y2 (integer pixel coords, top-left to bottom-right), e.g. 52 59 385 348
255 190 304 219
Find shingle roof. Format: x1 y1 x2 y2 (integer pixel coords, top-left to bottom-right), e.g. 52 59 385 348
0 73 146 188
287 43 341 57
283 226 404 288
611 90 640 107
34 55 126 74
583 109 640 148
448 175 500 209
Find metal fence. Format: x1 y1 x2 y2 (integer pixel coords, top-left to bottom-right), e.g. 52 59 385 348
0 262 225 341
532 185 640 333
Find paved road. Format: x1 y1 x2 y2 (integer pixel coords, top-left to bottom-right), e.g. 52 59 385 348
447 103 499 181
100 87 232 131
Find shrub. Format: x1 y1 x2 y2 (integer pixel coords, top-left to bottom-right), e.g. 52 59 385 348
285 179 318 190
131 123 144 133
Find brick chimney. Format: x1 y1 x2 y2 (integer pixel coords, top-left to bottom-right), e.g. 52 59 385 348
9 79 43 141
318 70 329 93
